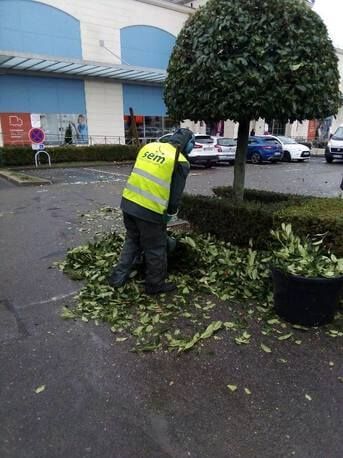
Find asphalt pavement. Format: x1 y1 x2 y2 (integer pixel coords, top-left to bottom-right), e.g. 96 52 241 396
0 158 342 458
19 156 343 197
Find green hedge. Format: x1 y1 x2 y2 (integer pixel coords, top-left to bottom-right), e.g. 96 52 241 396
0 144 138 167
213 185 306 203
180 189 343 256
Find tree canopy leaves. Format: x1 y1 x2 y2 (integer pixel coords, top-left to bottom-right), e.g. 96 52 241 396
164 0 341 123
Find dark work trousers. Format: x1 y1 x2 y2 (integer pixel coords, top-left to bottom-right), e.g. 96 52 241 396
110 212 167 288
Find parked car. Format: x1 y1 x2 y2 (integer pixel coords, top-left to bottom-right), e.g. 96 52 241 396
212 137 236 165
325 125 343 163
269 135 311 162
247 136 283 163
159 133 218 167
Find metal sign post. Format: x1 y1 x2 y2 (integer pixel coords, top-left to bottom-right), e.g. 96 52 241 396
28 128 51 168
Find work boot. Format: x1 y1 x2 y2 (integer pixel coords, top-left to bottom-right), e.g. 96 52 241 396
108 272 126 288
145 282 177 295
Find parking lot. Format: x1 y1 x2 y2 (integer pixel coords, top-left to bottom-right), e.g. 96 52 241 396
17 156 343 197
1 154 342 458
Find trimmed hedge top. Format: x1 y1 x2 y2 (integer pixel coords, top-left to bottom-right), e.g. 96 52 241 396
0 144 138 167
180 187 343 256
213 186 307 203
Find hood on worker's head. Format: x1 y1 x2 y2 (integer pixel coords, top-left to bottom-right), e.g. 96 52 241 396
168 128 195 156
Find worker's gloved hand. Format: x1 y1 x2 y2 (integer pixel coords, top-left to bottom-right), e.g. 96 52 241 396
163 212 177 224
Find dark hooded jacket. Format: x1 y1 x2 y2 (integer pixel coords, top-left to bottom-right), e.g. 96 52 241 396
121 129 193 223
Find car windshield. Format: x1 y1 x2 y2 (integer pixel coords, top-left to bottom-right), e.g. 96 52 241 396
196 136 213 144
332 127 343 140
277 136 297 144
261 138 280 145
217 138 236 146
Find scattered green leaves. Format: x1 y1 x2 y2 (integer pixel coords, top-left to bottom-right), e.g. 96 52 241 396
261 343 272 353
227 384 238 392
60 229 342 353
35 385 46 394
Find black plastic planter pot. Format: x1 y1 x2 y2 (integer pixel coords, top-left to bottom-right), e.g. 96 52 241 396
272 268 343 326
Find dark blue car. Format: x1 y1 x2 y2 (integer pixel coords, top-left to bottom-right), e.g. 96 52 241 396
247 136 283 163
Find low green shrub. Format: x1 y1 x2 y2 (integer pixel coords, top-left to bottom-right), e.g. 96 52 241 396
213 186 305 203
271 223 343 278
0 144 138 167
275 198 343 255
180 194 279 250
180 191 343 255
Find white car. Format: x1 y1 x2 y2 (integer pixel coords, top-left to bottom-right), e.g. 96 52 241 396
270 135 311 162
211 137 236 165
325 125 343 163
159 133 219 167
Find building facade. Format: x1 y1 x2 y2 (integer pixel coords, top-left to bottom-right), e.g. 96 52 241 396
0 0 192 146
0 0 342 147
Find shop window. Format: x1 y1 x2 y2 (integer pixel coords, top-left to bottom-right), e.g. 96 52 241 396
266 120 286 136
164 117 179 134
124 116 179 141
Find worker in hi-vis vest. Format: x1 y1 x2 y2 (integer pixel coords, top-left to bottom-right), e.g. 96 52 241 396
109 128 195 295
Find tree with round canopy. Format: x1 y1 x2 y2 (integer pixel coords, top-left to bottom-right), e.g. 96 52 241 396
164 0 341 200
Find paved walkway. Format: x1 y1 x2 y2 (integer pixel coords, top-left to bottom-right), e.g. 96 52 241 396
0 167 342 458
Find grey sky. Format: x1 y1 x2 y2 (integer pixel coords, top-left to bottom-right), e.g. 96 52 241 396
313 0 343 49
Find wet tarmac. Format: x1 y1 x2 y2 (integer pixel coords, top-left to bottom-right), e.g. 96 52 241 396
0 158 342 458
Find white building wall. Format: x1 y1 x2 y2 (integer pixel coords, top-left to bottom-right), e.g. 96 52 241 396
332 49 343 132
36 0 190 139
19 1 343 140
84 80 125 141
40 0 189 64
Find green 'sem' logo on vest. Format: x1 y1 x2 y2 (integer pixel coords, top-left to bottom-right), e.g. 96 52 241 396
142 151 166 164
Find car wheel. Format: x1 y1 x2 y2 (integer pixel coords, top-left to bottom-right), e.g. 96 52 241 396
204 162 213 168
283 151 291 162
251 152 262 164
229 160 235 166
297 159 305 162
325 156 334 163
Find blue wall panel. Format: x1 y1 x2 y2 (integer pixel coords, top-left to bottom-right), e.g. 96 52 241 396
0 0 82 59
120 25 175 70
123 84 166 116
0 75 86 113
121 26 174 116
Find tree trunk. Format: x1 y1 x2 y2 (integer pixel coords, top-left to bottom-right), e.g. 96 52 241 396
129 107 140 147
233 118 250 201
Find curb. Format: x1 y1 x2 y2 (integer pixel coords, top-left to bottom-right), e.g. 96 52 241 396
311 148 325 157
0 169 51 186
11 161 135 171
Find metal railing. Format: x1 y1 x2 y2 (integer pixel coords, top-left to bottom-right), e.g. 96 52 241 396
0 131 330 149
0 132 166 147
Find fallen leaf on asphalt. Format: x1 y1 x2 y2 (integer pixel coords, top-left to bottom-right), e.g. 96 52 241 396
35 385 46 394
261 343 272 353
60 307 75 319
329 361 335 367
292 324 309 331
337 377 343 383
116 337 128 342
277 333 293 341
244 388 252 395
227 384 237 392
294 340 302 345
305 394 312 401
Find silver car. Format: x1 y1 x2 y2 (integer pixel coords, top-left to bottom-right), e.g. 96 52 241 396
159 133 219 168
212 137 236 165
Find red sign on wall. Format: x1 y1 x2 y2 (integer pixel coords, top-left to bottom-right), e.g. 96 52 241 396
0 113 32 146
307 119 318 141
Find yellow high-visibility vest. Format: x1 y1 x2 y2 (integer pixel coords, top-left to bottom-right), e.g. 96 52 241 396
123 142 189 215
